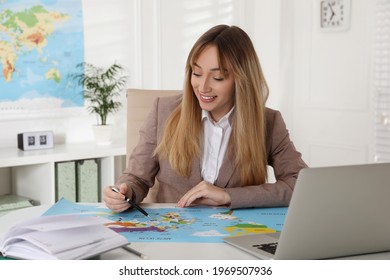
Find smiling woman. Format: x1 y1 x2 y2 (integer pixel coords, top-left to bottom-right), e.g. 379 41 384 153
103 24 307 212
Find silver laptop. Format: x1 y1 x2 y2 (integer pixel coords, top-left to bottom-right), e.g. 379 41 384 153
223 163 390 259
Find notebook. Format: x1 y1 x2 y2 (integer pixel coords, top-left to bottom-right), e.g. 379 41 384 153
223 163 390 259
0 213 129 260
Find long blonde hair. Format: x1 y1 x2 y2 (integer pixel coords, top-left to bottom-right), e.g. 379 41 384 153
155 25 269 186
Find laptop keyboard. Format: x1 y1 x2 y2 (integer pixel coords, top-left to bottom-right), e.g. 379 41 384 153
252 242 278 255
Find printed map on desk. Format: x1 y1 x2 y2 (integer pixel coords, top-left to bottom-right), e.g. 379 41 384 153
43 198 287 243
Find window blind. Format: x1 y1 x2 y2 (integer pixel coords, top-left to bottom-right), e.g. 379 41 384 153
374 0 390 162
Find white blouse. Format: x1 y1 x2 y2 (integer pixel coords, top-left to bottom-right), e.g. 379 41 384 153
200 107 234 184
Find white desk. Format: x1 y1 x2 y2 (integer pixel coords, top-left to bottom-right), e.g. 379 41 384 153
1 205 390 260
0 204 258 260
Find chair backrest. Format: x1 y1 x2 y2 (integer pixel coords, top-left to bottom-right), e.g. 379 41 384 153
126 88 181 202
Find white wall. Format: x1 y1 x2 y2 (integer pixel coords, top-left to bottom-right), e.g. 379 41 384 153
0 0 377 169
0 0 282 149
0 0 135 148
286 0 376 167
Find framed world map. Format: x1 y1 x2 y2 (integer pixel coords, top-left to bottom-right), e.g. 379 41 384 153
0 0 84 112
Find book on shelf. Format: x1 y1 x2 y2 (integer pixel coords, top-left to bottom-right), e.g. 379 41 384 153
0 214 128 260
0 194 35 215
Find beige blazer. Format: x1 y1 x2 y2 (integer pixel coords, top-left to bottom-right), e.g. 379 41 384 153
117 94 307 209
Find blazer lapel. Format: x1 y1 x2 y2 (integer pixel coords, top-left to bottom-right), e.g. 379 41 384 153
189 154 236 188
215 151 236 188
189 156 203 187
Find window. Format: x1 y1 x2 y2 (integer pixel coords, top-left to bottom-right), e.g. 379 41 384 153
374 0 390 162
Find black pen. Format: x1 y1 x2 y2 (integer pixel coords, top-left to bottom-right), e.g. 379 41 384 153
111 187 151 218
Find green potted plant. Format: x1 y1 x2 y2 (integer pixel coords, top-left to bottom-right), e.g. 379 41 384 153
71 62 128 145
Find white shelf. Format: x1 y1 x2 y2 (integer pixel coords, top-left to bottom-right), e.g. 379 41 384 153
0 141 126 205
0 141 126 168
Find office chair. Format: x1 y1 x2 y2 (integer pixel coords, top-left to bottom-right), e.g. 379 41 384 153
126 88 181 202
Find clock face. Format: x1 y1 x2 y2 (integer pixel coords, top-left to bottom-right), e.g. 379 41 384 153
321 0 346 29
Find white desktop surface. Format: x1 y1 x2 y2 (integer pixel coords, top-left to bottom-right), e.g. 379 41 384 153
0 204 258 260
1 204 390 260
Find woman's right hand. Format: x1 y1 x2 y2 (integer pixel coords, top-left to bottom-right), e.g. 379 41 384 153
103 183 132 212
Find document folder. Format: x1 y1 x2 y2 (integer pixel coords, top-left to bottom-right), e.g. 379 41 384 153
76 159 99 202
55 161 76 202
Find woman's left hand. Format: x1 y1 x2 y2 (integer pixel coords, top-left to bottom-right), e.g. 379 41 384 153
177 181 231 208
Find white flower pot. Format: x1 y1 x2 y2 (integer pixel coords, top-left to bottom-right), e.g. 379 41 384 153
92 125 112 145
